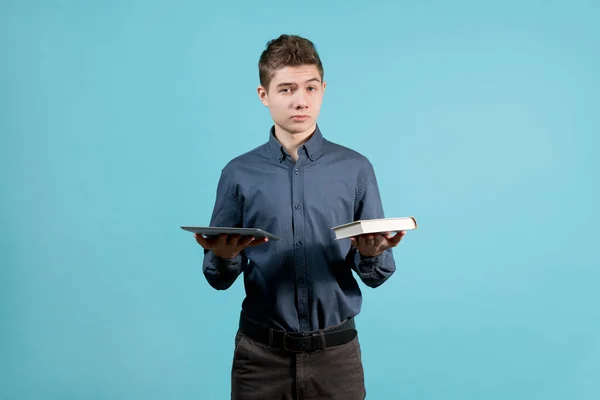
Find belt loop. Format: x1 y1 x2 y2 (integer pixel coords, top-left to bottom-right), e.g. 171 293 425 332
318 331 326 350
268 328 274 347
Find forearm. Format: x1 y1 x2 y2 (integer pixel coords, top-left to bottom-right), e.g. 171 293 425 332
202 170 246 290
349 160 397 287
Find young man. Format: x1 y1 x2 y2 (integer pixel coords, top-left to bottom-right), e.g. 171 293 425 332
195 34 406 400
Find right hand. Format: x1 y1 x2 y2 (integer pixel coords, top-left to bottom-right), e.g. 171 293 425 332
194 233 268 259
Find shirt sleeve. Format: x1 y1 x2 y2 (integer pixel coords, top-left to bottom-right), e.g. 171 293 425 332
347 160 397 288
202 170 247 290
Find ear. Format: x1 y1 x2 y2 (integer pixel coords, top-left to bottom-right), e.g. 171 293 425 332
322 80 327 95
257 86 269 107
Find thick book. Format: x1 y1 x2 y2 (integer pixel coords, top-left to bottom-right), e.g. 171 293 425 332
331 217 418 240
180 226 281 241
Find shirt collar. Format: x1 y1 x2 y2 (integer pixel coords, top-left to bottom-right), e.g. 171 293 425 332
268 124 324 162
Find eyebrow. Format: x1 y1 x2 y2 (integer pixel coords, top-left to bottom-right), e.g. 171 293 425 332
276 77 321 87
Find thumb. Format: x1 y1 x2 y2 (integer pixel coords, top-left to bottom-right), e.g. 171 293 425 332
389 231 406 245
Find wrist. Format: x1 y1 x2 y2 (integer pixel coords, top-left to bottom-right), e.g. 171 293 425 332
358 250 382 259
213 251 238 260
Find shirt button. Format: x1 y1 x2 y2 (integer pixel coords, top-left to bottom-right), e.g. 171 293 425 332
296 241 302 247
277 155 283 161
294 168 299 175
294 204 301 210
298 277 304 284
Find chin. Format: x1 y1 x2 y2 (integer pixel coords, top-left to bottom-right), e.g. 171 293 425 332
289 127 309 135
283 121 314 134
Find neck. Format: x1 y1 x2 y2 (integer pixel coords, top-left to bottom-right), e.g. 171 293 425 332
274 123 316 162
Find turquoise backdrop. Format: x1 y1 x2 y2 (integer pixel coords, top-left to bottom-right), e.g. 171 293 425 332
1 0 599 399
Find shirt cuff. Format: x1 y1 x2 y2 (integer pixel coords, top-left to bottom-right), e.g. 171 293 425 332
208 251 242 271
354 251 382 272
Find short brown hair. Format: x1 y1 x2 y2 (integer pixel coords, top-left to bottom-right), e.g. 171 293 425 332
258 34 324 91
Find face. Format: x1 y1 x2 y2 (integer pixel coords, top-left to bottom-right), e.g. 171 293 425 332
258 65 326 136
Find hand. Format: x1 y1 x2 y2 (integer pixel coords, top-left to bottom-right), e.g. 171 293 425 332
194 233 268 259
350 231 406 258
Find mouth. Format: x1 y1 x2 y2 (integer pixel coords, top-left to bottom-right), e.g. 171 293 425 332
291 115 309 121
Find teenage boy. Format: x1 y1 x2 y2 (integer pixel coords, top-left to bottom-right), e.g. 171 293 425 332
195 34 406 400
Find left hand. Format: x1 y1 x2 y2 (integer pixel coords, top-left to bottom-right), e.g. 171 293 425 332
350 231 406 257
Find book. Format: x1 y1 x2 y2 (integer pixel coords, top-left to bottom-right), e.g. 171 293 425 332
180 226 281 241
331 217 418 240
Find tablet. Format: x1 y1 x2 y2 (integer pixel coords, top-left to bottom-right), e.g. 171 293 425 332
180 226 281 241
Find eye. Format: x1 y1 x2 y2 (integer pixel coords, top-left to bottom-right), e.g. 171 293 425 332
307 86 317 91
279 88 291 93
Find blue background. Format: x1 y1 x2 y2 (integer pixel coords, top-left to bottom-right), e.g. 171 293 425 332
1 0 599 399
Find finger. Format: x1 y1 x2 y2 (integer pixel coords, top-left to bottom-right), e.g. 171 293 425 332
194 234 209 248
374 235 386 248
227 234 242 246
247 237 269 247
365 234 375 247
237 236 255 247
356 235 365 248
358 235 371 248
216 233 229 247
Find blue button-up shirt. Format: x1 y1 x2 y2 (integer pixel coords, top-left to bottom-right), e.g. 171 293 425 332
203 125 396 332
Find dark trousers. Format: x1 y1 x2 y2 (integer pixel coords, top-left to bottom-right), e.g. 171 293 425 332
231 329 366 399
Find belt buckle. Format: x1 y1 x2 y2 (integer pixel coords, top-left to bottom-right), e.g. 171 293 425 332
282 332 310 353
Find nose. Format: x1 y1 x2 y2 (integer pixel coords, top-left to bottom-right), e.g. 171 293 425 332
293 91 308 109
